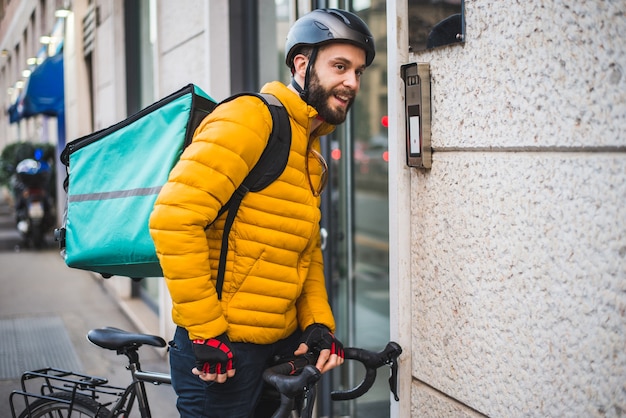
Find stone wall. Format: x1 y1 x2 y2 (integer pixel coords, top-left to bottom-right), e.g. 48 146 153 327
409 1 625 416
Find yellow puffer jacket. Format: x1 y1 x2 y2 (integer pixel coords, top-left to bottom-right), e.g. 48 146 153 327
149 81 336 343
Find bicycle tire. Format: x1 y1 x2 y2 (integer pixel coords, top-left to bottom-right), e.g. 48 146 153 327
17 391 111 418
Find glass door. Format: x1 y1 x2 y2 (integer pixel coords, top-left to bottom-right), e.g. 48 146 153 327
325 1 390 417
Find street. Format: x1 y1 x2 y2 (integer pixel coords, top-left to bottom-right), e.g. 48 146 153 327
0 191 178 417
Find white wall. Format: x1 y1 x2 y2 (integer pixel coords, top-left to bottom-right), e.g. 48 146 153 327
91 0 128 131
155 0 230 101
389 1 626 416
65 0 128 136
64 0 93 143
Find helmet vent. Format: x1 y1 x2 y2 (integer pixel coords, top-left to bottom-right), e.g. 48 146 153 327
314 21 329 31
328 9 350 25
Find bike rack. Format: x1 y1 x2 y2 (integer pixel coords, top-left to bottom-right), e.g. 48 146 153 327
9 367 124 418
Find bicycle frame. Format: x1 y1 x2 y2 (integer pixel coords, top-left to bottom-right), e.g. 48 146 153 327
107 355 172 418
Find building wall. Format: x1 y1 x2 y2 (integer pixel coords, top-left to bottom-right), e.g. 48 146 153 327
63 0 92 142
0 0 66 218
0 0 61 149
91 0 127 132
155 0 230 102
389 1 625 416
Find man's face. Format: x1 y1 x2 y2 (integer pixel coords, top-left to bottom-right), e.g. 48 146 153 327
306 43 367 125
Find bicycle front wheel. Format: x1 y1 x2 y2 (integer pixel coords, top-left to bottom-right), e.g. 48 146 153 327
17 391 111 418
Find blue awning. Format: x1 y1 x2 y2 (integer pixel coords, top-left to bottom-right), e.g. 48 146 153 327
21 53 64 118
8 102 21 123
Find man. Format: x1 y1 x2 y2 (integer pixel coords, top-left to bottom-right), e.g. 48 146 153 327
149 8 375 417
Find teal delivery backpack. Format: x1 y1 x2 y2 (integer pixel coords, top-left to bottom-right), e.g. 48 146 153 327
57 84 216 278
56 84 291 280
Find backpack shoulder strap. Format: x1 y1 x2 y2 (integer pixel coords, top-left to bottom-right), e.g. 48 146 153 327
242 93 291 192
215 93 291 299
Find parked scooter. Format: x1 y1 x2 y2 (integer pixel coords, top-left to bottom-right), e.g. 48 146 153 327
14 158 53 249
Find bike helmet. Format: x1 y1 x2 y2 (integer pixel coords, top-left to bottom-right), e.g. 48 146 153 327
285 8 375 69
285 9 375 100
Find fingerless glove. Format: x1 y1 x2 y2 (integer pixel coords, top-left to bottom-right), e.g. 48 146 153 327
299 324 344 358
192 333 234 374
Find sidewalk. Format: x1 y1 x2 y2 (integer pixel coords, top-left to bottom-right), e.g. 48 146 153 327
0 191 178 417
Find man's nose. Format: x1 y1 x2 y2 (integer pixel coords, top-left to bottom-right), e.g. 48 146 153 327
343 72 360 90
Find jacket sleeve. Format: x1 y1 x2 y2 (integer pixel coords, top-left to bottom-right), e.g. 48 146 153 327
149 96 273 340
296 223 336 333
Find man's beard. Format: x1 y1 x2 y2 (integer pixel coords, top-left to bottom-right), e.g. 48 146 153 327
307 69 355 125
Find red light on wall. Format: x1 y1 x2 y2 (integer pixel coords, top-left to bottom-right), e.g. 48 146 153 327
331 148 341 160
381 115 388 128
382 151 389 162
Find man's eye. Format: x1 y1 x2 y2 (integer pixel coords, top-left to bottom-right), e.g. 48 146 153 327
335 64 345 71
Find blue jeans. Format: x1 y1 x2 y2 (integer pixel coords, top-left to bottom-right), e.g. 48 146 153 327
169 326 302 418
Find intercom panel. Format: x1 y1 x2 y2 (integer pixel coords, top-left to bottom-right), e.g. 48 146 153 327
401 63 431 169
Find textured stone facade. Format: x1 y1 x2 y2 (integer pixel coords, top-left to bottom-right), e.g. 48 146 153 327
404 1 625 416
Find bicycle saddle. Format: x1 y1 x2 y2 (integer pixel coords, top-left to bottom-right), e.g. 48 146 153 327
88 327 166 350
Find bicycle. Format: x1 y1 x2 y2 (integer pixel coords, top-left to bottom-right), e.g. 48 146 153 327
9 326 402 418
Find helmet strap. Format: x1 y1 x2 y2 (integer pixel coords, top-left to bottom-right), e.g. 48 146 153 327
290 77 304 95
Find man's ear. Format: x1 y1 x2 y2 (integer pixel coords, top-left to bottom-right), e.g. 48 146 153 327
292 54 309 79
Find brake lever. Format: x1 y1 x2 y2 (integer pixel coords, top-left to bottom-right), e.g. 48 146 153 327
389 354 399 401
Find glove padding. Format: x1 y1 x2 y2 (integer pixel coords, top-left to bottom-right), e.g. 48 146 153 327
192 333 234 374
299 324 344 358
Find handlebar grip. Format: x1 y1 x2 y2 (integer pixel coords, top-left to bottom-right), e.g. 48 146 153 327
263 363 321 418
331 365 376 401
264 356 310 378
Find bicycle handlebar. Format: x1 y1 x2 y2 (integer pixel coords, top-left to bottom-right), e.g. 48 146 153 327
331 341 402 401
262 354 321 418
262 341 402 418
